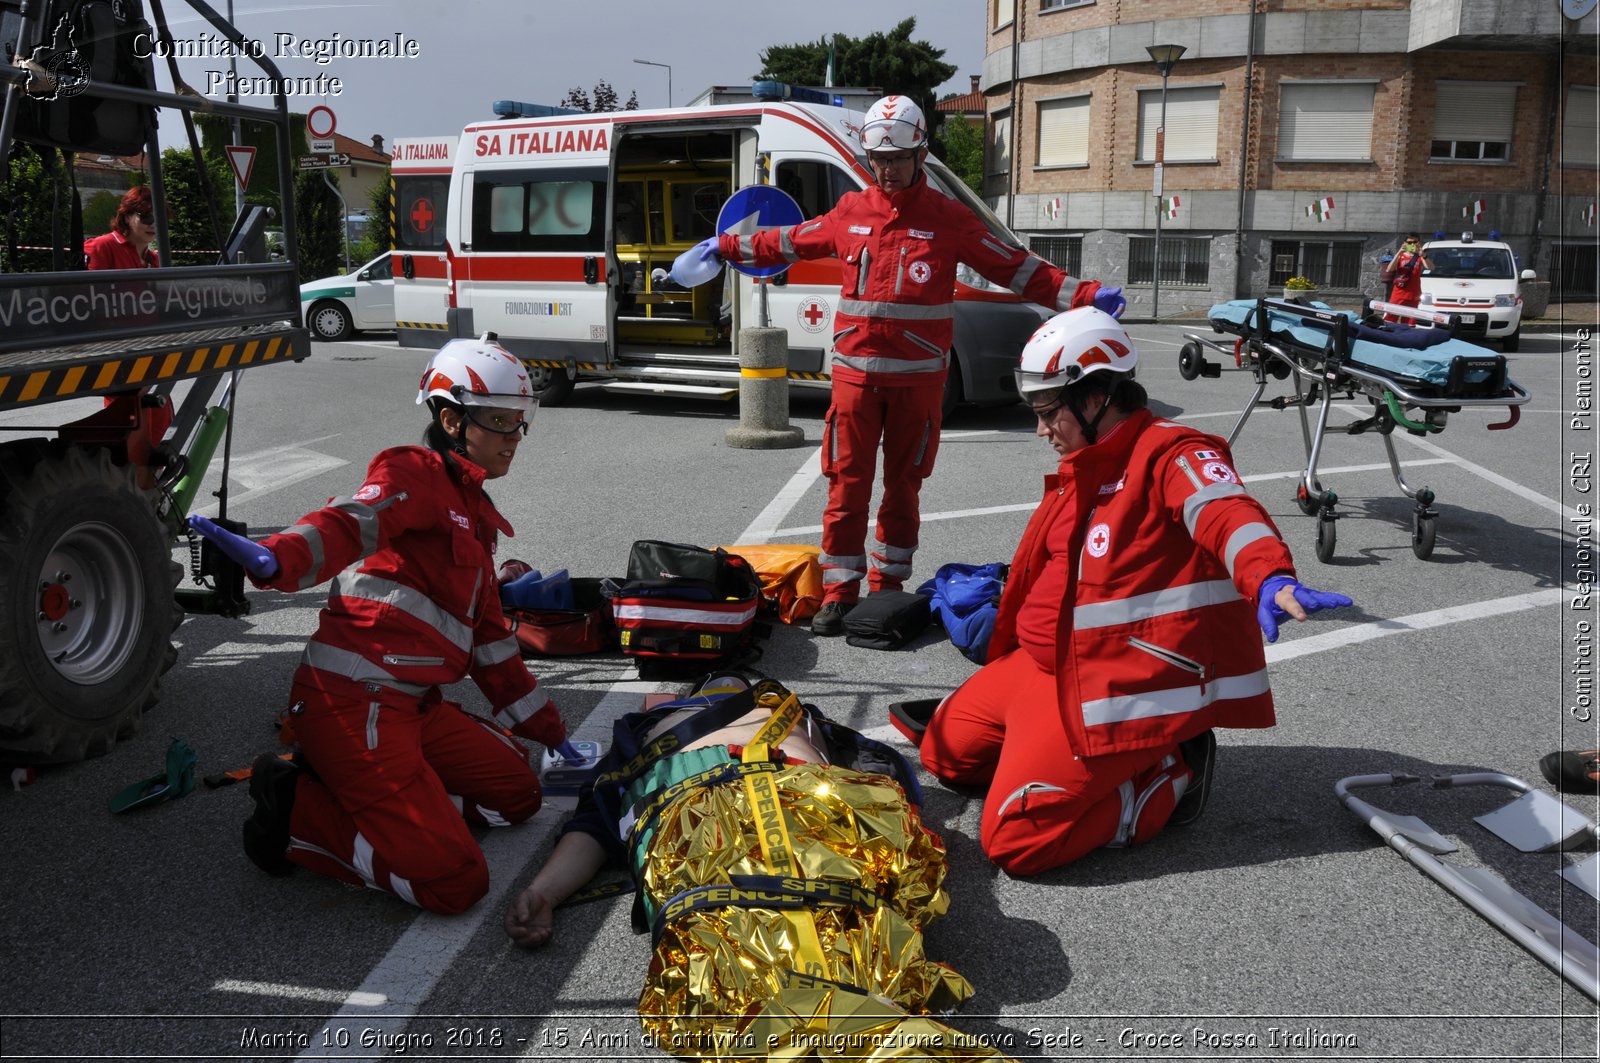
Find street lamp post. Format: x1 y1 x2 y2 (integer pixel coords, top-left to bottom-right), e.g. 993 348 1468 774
633 58 672 108
1145 43 1186 322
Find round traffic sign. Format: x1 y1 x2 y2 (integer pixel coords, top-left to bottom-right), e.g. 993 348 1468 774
715 185 803 279
306 105 337 140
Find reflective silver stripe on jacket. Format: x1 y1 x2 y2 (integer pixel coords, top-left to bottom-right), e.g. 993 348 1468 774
870 558 913 580
837 298 955 321
874 541 916 563
497 688 550 727
473 635 521 669
1223 522 1279 578
1009 255 1042 294
735 234 756 259
278 524 325 590
300 639 429 696
328 496 383 557
1182 481 1248 535
833 353 945 375
335 571 473 652
1082 669 1270 728
1074 579 1241 631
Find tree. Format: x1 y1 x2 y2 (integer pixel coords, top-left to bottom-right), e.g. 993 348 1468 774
936 114 984 194
561 81 641 113
156 146 235 262
354 167 392 264
294 167 344 282
756 18 957 146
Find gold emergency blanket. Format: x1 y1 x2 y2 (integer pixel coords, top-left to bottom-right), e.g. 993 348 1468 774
636 761 1017 1062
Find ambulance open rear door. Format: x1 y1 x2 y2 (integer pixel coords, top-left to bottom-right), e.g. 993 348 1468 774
390 136 456 349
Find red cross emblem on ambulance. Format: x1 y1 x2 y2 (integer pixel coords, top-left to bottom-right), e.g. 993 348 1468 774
1087 521 1111 558
797 298 829 333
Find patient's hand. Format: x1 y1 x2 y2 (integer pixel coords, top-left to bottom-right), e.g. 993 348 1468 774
504 886 556 949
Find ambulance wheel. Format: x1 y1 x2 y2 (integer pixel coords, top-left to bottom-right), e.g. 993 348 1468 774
1315 517 1337 563
307 300 353 342
0 442 179 763
1411 511 1436 560
1295 484 1319 517
1178 343 1202 381
1500 329 1520 353
527 364 576 407
942 357 964 419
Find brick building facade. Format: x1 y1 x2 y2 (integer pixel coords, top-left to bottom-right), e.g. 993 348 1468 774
981 0 1599 317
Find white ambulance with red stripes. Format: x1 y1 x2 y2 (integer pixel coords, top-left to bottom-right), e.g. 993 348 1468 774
397 87 1050 410
390 134 457 346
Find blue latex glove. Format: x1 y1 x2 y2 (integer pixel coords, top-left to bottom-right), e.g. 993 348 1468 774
1257 574 1353 642
555 740 583 762
1093 285 1126 319
669 236 724 287
186 514 278 580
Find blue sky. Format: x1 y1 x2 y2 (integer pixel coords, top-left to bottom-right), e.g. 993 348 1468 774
154 1 987 148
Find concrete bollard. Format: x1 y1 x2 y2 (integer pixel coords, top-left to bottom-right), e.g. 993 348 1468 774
725 326 806 449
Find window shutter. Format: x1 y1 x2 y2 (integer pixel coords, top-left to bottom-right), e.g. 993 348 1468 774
989 111 1012 174
994 0 1014 28
1137 87 1220 162
1037 96 1090 167
1433 82 1517 144
1563 85 1598 167
1278 83 1375 161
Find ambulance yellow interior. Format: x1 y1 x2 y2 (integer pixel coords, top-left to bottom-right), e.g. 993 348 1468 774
613 168 729 346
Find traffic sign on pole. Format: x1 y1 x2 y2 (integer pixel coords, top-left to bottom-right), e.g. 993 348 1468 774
296 153 350 170
224 144 256 190
306 105 337 141
715 186 803 279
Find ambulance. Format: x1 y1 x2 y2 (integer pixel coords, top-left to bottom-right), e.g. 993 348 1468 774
390 134 457 347
399 87 1053 410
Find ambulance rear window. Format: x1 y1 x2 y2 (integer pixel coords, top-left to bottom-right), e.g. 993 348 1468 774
472 167 606 252
394 175 448 252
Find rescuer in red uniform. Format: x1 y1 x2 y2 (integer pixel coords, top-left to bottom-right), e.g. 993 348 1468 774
189 335 567 913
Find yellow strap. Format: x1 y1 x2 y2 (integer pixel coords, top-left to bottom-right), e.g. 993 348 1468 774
741 692 829 978
740 366 787 379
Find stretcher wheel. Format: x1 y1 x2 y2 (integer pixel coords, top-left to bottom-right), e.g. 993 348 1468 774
1412 511 1436 560
1315 517 1337 562
1179 342 1203 381
1295 484 1319 517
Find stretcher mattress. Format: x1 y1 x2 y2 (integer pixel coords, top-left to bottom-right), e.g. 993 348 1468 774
1207 300 1497 388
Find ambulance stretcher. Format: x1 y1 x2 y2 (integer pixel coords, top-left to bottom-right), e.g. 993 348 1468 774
1179 297 1529 561
1336 771 1599 1001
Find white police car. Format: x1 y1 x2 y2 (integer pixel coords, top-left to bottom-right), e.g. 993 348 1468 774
299 253 395 342
1419 233 1535 352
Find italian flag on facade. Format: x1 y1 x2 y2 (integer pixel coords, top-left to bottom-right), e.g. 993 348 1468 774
1044 196 1061 221
1585 202 1596 228
1164 195 1180 219
1463 198 1487 223
1305 195 1335 221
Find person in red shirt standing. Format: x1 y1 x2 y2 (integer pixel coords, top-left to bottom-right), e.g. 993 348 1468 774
187 335 568 914
84 186 159 269
907 308 1351 877
684 96 1126 636
1381 233 1433 321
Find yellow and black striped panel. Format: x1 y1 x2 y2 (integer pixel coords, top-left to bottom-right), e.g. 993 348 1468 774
0 333 308 411
522 359 599 372
396 320 449 331
788 371 831 382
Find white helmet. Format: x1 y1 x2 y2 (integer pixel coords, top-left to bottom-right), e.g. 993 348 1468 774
861 95 928 153
1015 307 1138 397
416 333 536 415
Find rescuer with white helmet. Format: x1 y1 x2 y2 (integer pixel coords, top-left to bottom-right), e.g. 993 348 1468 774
910 306 1353 878
690 95 1130 636
187 332 565 913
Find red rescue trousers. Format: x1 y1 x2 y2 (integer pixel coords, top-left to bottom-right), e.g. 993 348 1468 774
284 672 541 913
819 379 943 604
920 647 1190 877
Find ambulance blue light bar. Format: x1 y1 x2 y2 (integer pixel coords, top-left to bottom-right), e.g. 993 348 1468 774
751 81 844 107
492 100 583 118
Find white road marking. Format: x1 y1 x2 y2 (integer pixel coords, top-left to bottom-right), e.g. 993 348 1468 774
190 438 350 518
737 447 820 543
213 979 386 1007
1265 589 1564 664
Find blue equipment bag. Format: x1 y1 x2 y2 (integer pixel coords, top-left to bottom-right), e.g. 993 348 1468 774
917 562 1007 664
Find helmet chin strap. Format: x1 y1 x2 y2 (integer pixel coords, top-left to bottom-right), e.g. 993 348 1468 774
1065 388 1111 445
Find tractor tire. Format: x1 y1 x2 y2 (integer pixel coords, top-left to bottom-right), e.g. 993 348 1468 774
0 443 180 763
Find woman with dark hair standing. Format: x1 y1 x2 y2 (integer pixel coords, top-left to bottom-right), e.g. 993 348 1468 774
85 185 159 270
188 334 568 914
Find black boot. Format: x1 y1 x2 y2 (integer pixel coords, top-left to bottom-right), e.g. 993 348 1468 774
1170 730 1217 828
242 754 299 875
811 600 856 637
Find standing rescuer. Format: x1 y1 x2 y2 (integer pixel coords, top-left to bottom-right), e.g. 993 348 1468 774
683 95 1127 636
187 334 567 914
911 308 1352 877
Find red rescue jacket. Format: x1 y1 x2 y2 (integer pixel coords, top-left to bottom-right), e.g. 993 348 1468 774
991 409 1295 756
719 172 1097 388
254 445 560 744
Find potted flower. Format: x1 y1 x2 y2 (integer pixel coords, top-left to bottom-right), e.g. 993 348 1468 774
1283 276 1318 301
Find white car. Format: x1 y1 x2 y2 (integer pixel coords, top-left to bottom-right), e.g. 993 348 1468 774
300 253 395 342
1418 234 1535 352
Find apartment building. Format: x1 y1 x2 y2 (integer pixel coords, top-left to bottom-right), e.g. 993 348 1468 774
981 0 1599 316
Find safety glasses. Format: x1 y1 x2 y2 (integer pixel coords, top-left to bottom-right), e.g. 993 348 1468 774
464 407 529 436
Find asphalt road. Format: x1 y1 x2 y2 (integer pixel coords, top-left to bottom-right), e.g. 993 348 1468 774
1 323 1595 1062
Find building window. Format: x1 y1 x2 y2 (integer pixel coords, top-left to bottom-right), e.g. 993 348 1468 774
1031 235 1082 275
1551 241 1599 299
993 0 1014 29
1430 81 1517 162
1128 235 1211 287
1563 85 1599 168
1036 95 1090 168
988 109 1012 176
1269 240 1363 290
1277 82 1376 162
1041 0 1094 10
1137 86 1221 162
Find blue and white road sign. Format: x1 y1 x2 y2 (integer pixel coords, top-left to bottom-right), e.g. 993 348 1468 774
716 185 804 279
